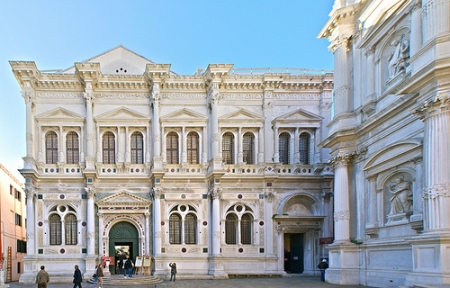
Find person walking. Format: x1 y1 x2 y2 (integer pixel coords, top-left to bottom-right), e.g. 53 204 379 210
92 265 98 288
73 265 83 288
96 263 104 288
35 265 50 288
124 257 134 278
318 259 329 282
169 263 177 282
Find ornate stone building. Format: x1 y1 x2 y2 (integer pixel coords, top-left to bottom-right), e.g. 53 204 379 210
319 0 450 286
10 46 334 283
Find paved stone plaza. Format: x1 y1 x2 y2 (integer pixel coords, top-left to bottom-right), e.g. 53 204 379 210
6 276 364 288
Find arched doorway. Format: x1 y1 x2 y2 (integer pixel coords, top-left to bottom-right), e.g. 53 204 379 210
109 222 139 274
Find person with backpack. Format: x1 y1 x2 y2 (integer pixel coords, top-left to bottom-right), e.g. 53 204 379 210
318 259 329 282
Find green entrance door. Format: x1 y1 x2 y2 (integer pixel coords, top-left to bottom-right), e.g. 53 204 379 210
108 222 139 274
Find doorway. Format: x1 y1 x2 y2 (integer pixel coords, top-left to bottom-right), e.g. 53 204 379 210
284 233 304 273
108 222 139 274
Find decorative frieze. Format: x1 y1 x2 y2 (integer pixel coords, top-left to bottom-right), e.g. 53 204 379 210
36 92 83 99
273 94 320 100
161 93 207 99
94 93 150 99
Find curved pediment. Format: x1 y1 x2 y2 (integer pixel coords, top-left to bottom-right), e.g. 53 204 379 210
272 108 323 128
97 191 152 207
363 140 422 175
36 107 85 124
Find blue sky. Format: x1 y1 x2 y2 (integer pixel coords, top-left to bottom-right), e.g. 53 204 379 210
0 0 334 181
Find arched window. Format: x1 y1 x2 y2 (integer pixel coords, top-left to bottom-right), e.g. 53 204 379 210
187 132 199 164
49 214 62 245
241 213 253 245
169 213 182 244
279 132 290 164
299 133 310 164
131 132 144 164
66 132 79 164
222 132 235 164
242 132 255 164
184 213 197 244
166 132 179 164
46 131 58 164
65 214 77 245
225 214 238 244
102 132 115 164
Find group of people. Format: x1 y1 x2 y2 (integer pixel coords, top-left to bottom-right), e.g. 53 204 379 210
35 263 104 288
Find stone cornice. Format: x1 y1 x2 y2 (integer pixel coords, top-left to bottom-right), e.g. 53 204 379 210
413 93 450 120
318 3 360 39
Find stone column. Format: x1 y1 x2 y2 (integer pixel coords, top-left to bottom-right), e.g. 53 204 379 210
153 187 162 255
144 212 150 255
22 85 35 169
264 190 275 256
368 176 377 225
25 188 36 255
263 93 274 163
85 187 96 255
366 48 375 101
273 126 279 163
152 85 162 170
98 213 104 254
410 1 422 56
181 126 187 163
84 84 95 169
331 154 353 243
210 91 220 159
209 188 221 255
332 38 351 117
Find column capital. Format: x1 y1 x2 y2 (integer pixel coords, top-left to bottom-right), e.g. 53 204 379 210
330 151 357 167
85 187 96 198
368 175 377 182
413 93 450 120
152 187 164 198
25 187 36 198
208 188 222 200
264 190 276 203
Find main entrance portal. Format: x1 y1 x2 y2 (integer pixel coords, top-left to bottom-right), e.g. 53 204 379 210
108 222 139 274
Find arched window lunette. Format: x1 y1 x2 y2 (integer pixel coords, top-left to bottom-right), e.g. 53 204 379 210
102 131 115 164
184 213 197 244
225 213 238 244
166 132 179 164
242 132 255 164
131 132 144 164
169 213 182 244
279 132 290 164
222 132 235 164
187 132 199 164
66 131 79 164
46 131 58 164
49 214 62 245
299 132 310 164
65 214 77 245
241 213 253 245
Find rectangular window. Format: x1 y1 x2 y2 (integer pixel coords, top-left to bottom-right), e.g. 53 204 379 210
15 213 22 226
16 190 21 202
17 262 21 274
17 240 27 253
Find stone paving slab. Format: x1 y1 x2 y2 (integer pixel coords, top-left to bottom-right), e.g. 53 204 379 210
5 276 366 288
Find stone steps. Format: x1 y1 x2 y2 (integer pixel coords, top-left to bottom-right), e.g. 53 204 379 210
87 275 163 286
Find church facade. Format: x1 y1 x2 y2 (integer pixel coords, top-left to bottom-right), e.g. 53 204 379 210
320 0 450 286
10 46 334 283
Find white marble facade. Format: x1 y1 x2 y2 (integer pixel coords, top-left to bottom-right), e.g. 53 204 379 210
319 0 450 286
10 46 334 283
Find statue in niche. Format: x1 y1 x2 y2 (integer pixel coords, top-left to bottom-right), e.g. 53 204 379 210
387 35 409 78
388 178 412 215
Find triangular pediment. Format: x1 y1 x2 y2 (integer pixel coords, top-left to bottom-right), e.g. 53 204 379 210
97 191 151 206
36 108 84 123
160 108 207 125
219 108 264 121
272 108 323 128
95 107 150 124
61 45 177 76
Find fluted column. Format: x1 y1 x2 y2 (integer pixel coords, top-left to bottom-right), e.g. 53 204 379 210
410 1 422 56
152 85 162 169
368 176 378 225
273 125 279 163
144 212 150 255
25 188 36 255
264 190 275 255
209 188 221 255
98 213 104 255
332 38 351 116
331 154 353 242
153 187 162 255
366 48 375 100
414 95 450 231
85 187 96 255
84 84 95 169
22 82 35 169
210 92 220 159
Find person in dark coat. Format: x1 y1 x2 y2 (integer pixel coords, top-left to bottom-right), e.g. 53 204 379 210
318 259 329 282
96 263 104 288
124 256 134 278
73 265 82 288
169 263 177 282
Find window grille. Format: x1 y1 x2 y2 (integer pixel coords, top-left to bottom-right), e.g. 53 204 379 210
50 214 62 245
279 132 290 164
241 214 252 244
225 214 237 244
169 213 182 244
131 132 144 164
45 131 58 164
187 132 199 164
66 132 79 164
184 213 197 244
242 132 255 164
299 133 310 164
102 132 115 164
65 214 77 245
166 132 179 164
222 132 235 164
